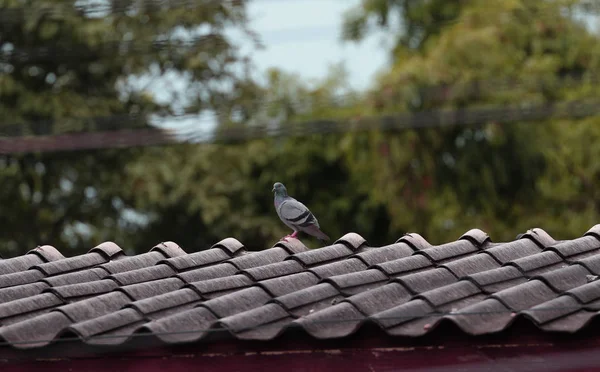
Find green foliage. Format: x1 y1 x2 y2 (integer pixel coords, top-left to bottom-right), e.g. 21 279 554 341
339 0 600 242
341 0 463 54
2 0 600 257
0 0 255 255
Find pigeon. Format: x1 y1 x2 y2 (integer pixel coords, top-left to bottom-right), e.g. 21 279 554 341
272 182 330 242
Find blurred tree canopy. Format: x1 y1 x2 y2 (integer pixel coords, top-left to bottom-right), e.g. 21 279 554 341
1 0 600 256
0 0 257 255
338 0 600 242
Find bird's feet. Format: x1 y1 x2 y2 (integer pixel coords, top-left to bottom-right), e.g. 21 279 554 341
280 232 298 242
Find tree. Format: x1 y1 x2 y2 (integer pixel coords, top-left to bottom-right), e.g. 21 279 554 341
340 0 600 242
341 0 463 55
120 64 380 250
0 0 256 256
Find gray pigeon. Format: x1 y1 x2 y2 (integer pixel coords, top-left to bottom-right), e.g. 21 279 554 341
272 182 330 242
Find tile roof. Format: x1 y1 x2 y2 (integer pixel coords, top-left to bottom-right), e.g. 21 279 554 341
1 226 600 351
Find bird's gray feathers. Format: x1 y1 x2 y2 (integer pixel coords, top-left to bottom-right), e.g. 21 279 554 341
272 182 330 241
276 197 320 230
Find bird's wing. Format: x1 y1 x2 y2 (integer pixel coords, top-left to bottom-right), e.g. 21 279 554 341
278 199 319 228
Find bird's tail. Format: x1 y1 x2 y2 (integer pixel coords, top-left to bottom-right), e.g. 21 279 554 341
304 225 330 242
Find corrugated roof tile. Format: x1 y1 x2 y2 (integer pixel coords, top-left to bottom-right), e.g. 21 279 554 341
393 268 457 294
521 295 582 325
519 228 557 248
126 288 200 319
26 245 64 263
531 264 592 292
379 314 437 337
41 267 107 287
175 262 238 283
482 240 544 264
186 274 253 298
116 278 184 300
288 244 354 267
33 252 106 276
344 283 411 315
2 226 600 351
507 251 565 275
546 236 600 260
0 311 72 348
351 243 414 266
441 253 501 278
491 280 558 310
99 251 166 274
295 302 364 339
0 282 49 303
397 233 431 250
373 255 433 277
257 272 320 297
57 291 131 322
465 266 527 293
459 229 491 247
199 287 272 318
566 280 600 304
574 254 600 275
210 237 245 256
108 264 176 286
227 248 289 270
45 279 118 301
583 224 600 240
323 269 388 295
415 281 482 308
334 232 367 251
240 260 304 281
148 241 186 258
87 242 124 259
0 254 46 276
307 258 367 279
370 299 434 334
160 248 230 271
274 239 310 255
0 269 45 289
539 310 595 332
416 240 480 263
219 303 291 341
272 283 343 317
67 308 145 344
443 298 514 335
0 293 63 325
141 306 218 343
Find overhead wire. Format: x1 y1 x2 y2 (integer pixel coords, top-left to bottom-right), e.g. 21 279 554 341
0 0 598 153
1 71 599 135
0 97 599 154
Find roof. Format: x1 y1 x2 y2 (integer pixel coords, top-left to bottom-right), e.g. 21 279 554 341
1 226 600 355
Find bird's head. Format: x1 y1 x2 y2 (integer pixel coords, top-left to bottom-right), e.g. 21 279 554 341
272 182 287 196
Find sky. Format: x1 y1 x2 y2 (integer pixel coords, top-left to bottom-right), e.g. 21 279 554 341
153 0 390 139
152 1 600 139
246 0 388 90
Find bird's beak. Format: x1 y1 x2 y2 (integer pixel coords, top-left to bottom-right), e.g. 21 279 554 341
271 187 275 192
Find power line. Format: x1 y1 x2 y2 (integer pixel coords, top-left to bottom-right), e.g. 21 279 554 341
0 71 596 138
0 0 233 20
0 98 598 154
0 128 176 154
0 34 233 64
